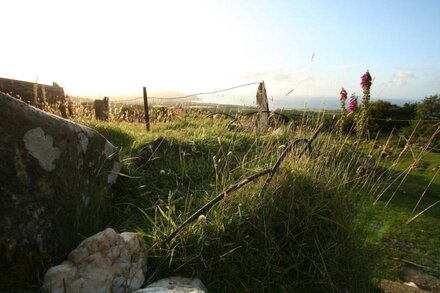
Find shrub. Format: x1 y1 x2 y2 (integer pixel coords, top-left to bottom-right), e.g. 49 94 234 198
368 100 417 133
403 95 440 150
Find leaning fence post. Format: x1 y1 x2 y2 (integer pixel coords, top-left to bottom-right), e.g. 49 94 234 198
256 81 269 129
143 87 150 131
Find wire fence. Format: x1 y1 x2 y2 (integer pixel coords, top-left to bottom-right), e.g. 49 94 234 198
108 81 439 120
64 80 440 124
369 117 440 123
116 81 261 102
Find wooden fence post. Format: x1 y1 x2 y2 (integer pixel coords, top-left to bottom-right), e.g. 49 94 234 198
143 87 150 131
94 97 109 121
256 81 269 129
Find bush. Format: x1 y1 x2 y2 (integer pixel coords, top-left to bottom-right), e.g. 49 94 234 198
403 95 440 150
368 100 417 133
417 95 440 120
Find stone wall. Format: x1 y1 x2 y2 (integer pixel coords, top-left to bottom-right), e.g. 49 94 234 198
0 77 65 105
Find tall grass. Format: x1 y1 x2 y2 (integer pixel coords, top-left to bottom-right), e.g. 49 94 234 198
83 114 391 292
75 109 440 291
5 94 438 291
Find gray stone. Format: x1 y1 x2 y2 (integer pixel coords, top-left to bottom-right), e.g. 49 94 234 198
134 277 207 293
379 279 430 293
400 267 440 293
42 228 147 293
0 92 120 287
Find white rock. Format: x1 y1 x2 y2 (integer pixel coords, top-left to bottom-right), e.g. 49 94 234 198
68 228 119 264
43 261 76 292
42 228 147 293
404 281 419 288
134 277 207 293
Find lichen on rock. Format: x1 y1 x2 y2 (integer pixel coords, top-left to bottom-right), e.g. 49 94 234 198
23 127 61 172
108 162 121 184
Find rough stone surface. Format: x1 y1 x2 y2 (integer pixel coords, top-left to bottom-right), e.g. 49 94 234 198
134 277 207 293
380 279 430 293
42 228 147 293
400 267 440 293
0 92 120 288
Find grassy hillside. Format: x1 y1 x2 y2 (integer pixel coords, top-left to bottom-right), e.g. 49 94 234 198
76 113 439 292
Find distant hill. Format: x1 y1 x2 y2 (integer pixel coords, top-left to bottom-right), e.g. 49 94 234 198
69 96 94 103
112 91 201 105
70 91 201 106
69 91 202 106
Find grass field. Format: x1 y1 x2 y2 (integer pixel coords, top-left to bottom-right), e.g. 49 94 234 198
360 144 440 282
77 112 439 292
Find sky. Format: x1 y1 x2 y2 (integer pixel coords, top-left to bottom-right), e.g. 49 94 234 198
1 0 440 106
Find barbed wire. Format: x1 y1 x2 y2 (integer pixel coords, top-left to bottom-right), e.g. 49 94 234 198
104 82 440 124
272 110 440 123
313 112 440 122
369 117 440 122
115 81 261 102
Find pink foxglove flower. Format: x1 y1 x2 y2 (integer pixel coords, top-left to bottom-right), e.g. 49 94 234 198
348 94 357 112
360 70 372 91
340 87 348 102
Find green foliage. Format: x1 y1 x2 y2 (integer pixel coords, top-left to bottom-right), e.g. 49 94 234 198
368 100 417 133
155 166 375 292
355 96 438 151
335 112 356 135
81 117 382 291
417 95 440 120
82 120 136 148
403 95 440 150
76 111 439 291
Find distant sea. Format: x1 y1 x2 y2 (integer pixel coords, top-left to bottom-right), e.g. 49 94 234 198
202 96 422 111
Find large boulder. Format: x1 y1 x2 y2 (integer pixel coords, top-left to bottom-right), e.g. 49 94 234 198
0 92 120 289
42 228 146 293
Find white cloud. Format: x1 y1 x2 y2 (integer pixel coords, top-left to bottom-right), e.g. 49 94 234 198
389 70 415 85
240 67 293 81
295 68 314 82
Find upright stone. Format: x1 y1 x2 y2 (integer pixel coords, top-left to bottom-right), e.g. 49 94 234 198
0 92 120 289
94 96 110 121
256 81 269 129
